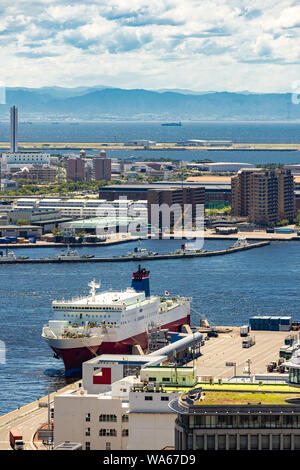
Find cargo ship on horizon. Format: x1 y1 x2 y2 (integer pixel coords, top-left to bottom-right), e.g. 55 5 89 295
42 266 191 374
161 121 182 126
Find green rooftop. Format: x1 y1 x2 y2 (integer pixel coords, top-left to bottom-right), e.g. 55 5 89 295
165 381 300 405
195 391 299 406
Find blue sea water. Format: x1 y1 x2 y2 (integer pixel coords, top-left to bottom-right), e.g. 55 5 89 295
1 238 300 415
1 120 300 415
1 121 300 163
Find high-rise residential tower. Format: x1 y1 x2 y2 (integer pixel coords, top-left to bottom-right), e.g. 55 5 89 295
94 156 112 181
231 168 295 225
10 106 18 153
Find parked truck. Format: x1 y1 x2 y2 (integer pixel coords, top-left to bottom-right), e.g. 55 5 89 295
242 336 255 348
9 429 24 450
240 325 250 337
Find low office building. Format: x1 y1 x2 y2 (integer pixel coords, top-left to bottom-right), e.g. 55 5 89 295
186 162 255 173
61 215 147 235
0 179 18 191
53 353 195 450
0 225 42 238
180 140 232 147
54 378 132 451
15 197 147 220
283 341 300 385
1 153 50 171
13 165 57 182
169 384 300 450
99 182 230 208
7 208 71 233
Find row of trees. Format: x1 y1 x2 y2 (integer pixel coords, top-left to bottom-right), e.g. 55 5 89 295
0 179 113 197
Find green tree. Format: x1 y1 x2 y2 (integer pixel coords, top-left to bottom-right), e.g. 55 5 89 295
276 219 289 227
294 211 300 226
16 219 30 226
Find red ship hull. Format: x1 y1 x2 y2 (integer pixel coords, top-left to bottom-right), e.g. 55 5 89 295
51 315 190 373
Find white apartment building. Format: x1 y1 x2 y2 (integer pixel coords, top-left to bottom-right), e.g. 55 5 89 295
128 387 179 450
1 152 51 171
15 197 147 220
53 354 192 450
54 378 132 451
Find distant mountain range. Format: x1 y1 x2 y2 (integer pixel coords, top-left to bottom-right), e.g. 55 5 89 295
0 87 298 121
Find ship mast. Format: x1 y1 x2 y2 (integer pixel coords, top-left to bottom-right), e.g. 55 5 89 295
88 279 100 302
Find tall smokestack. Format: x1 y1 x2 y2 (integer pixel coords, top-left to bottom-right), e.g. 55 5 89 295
10 106 18 153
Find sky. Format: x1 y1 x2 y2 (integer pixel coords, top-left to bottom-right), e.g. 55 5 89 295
1 0 300 92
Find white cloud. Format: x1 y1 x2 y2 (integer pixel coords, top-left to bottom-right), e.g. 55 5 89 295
1 0 300 92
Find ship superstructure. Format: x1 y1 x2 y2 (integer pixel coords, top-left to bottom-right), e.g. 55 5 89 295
42 266 190 373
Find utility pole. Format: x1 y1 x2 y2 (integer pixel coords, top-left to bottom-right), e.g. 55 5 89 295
48 390 50 430
247 359 252 376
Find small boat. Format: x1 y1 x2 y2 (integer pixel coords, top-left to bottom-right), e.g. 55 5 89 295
127 240 158 258
54 246 94 260
230 235 249 248
17 255 29 260
174 242 206 255
0 249 16 260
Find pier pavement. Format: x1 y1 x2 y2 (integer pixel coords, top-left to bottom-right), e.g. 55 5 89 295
0 380 82 450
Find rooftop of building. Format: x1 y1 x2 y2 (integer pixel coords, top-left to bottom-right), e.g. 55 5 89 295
163 381 298 394
62 215 146 229
185 176 232 182
99 182 206 189
168 382 300 411
84 354 166 365
183 390 300 406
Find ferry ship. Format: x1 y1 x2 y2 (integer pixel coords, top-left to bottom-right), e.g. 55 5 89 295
42 266 191 374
